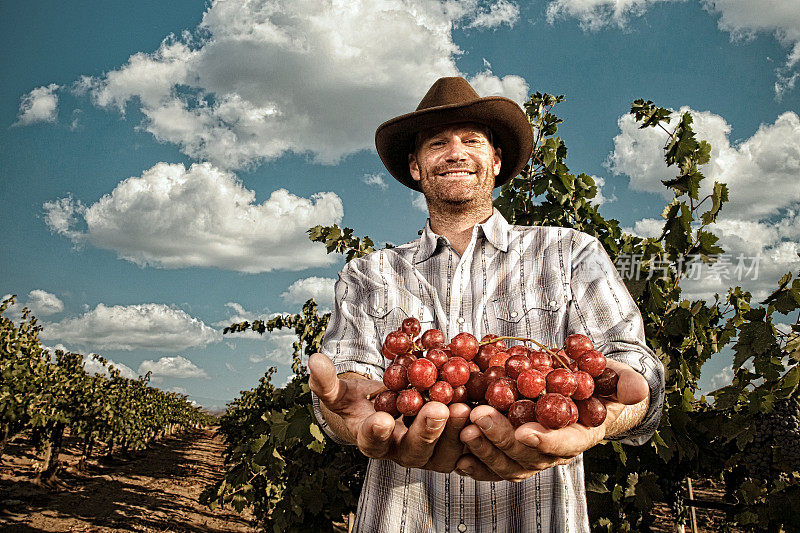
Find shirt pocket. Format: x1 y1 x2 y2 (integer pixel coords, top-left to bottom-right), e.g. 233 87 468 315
489 284 566 348
365 288 435 347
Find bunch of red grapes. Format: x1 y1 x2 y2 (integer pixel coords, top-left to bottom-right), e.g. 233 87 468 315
372 317 619 430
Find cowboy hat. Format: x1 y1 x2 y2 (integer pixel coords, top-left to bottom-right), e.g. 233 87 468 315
375 76 533 192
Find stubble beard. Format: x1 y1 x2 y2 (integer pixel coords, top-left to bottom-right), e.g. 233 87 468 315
419 162 495 218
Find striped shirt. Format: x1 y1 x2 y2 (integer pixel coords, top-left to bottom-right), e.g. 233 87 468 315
312 209 664 532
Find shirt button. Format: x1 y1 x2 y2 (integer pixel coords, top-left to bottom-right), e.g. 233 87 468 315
458 524 467 532
549 300 557 307
510 311 518 318
376 307 383 313
457 317 465 324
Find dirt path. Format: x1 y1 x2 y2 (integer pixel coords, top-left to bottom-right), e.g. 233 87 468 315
0 427 255 532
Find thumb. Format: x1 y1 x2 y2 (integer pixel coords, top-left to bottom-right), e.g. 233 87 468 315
616 367 649 406
309 352 344 407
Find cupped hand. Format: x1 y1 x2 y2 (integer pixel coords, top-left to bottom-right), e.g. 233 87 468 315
309 352 472 472
456 359 649 482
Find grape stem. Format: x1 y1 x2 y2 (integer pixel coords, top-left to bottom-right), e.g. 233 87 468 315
480 335 570 368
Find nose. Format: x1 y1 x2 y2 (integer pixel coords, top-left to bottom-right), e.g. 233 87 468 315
444 139 468 162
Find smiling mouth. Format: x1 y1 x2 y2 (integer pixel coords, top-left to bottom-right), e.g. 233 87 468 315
438 170 475 177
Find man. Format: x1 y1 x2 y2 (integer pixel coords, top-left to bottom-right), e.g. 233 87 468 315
309 77 664 532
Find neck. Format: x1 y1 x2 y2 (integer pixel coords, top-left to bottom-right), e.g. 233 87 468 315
427 200 494 256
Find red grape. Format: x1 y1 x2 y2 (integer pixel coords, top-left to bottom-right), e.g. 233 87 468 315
489 351 511 369
374 390 400 418
594 368 619 397
451 385 468 403
516 369 546 398
572 370 595 400
429 380 454 404
546 368 577 397
396 389 424 416
394 353 417 368
440 356 470 387
383 331 412 357
449 332 479 361
401 317 422 339
485 378 518 412
481 334 507 350
508 399 537 428
425 348 449 369
576 397 607 427
564 334 593 359
535 393 571 429
382 364 408 391
474 344 498 371
465 371 489 402
567 398 579 425
484 365 506 383
421 329 446 350
407 358 438 390
505 353 532 380
507 345 529 358
577 350 606 378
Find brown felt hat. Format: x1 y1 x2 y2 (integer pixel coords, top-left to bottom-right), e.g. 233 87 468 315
375 77 533 192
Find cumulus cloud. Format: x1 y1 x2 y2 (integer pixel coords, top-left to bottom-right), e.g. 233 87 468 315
611 108 800 301
247 329 297 366
608 109 800 219
26 290 64 316
701 0 800 98
14 84 60 126
65 0 526 169
40 303 220 351
412 192 428 211
139 355 209 378
466 0 520 29
82 353 138 380
362 173 389 189
280 276 336 308
545 0 676 30
43 162 343 273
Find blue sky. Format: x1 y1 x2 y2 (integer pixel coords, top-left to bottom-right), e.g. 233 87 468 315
3 0 799 409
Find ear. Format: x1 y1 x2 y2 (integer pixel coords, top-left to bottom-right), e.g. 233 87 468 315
409 153 422 182
492 146 502 177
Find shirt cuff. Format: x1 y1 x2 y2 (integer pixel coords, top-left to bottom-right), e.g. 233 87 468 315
310 360 383 446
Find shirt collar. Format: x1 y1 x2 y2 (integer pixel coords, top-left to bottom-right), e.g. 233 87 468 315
415 208 510 263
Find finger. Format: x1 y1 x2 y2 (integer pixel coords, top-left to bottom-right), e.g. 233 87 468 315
308 353 345 409
455 454 503 482
460 427 532 482
396 401 450 468
466 405 546 469
356 411 398 459
515 422 604 458
606 359 649 405
424 403 471 473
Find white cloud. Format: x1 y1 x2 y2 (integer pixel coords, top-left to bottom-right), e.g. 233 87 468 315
708 364 734 390
14 84 60 126
412 192 428 211
611 107 800 301
40 303 220 351
545 0 676 30
608 109 800 220
248 330 297 366
362 173 388 190
280 276 336 308
43 162 343 273
466 0 520 28
139 355 209 378
69 0 526 169
592 175 614 205
701 0 800 97
26 290 64 316
82 353 138 380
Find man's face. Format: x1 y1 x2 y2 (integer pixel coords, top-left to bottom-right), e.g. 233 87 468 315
408 123 501 207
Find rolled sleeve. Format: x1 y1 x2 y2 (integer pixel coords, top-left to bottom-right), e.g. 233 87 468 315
566 233 665 445
311 260 385 444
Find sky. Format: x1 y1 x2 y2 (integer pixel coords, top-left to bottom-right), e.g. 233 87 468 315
2 0 799 410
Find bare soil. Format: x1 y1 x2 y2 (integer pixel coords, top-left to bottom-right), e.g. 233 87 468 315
0 427 256 532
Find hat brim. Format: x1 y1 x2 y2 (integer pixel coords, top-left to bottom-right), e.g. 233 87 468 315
375 96 534 192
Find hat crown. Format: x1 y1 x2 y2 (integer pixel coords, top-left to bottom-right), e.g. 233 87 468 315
416 77 480 111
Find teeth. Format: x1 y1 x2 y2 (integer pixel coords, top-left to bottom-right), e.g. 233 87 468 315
442 171 472 177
